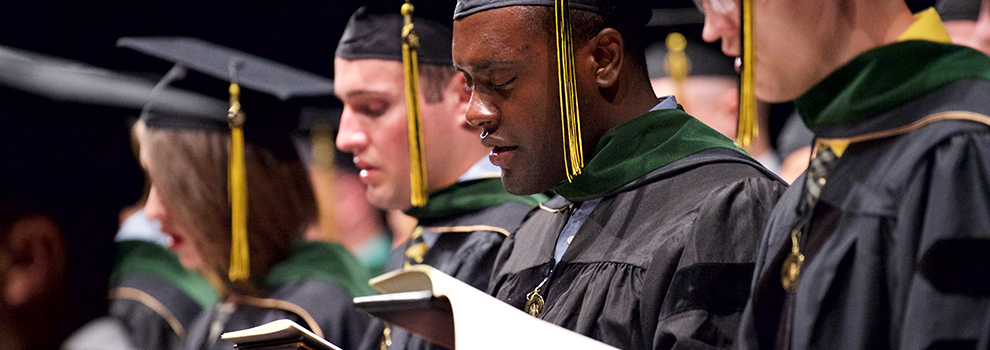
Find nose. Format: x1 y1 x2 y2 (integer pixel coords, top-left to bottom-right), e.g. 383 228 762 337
464 92 499 132
335 107 370 154
701 10 725 44
144 186 168 222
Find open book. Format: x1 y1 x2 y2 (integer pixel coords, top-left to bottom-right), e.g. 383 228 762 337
353 265 618 350
221 319 342 350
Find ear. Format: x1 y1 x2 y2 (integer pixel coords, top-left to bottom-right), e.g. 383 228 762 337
587 28 625 88
2 215 66 308
447 72 473 127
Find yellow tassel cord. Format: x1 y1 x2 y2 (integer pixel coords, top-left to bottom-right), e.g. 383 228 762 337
227 83 250 282
737 0 758 147
663 32 691 112
554 0 583 181
402 1 429 207
310 124 339 242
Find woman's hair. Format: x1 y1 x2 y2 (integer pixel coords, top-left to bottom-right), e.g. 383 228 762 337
136 121 317 296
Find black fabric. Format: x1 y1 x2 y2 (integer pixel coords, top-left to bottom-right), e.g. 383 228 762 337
738 78 990 350
356 201 535 350
453 0 653 28
918 239 990 296
490 148 786 350
663 263 756 316
181 279 370 350
936 0 982 21
336 2 457 65
110 274 204 350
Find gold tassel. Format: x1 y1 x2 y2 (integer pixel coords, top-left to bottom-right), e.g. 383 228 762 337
737 0 758 147
554 0 583 181
401 1 428 207
227 82 250 282
664 32 691 112
311 123 339 242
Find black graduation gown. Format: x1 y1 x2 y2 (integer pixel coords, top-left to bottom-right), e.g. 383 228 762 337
737 79 990 350
109 240 217 350
181 242 373 350
358 193 538 350
490 148 787 350
110 274 207 349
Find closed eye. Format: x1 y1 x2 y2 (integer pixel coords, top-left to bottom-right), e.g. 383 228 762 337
491 76 516 91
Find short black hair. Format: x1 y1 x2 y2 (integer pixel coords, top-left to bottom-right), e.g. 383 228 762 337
420 63 460 104
521 7 648 74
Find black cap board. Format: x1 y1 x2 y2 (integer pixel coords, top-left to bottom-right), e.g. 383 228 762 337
336 1 457 65
0 46 226 117
936 0 982 21
117 37 337 160
453 0 654 28
118 37 333 100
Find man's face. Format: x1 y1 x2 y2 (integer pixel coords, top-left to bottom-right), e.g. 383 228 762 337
335 58 472 210
453 7 566 195
699 0 831 102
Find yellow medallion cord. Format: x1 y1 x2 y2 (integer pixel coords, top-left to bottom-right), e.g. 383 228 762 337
664 32 691 112
227 82 249 282
554 0 583 181
737 0 758 147
401 1 428 207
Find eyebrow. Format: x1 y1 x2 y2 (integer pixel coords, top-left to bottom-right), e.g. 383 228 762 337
455 59 517 73
336 89 393 101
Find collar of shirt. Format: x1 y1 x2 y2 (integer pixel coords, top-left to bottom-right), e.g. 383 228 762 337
821 7 954 157
553 198 603 264
795 11 990 146
651 95 679 112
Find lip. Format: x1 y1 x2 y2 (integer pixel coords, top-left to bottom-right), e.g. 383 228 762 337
163 230 183 250
353 158 380 184
489 146 519 167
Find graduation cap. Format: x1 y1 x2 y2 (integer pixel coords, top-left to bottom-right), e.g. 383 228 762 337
454 0 652 181
936 0 982 21
117 37 335 282
336 1 457 207
336 0 456 65
454 0 654 28
0 46 226 117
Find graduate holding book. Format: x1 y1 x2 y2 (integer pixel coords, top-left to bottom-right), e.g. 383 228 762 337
332 2 546 349
119 37 375 350
451 0 787 348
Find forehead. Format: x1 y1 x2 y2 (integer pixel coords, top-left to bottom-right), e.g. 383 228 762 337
333 58 405 98
452 7 548 69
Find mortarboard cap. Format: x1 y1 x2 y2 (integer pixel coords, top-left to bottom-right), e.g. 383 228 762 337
453 0 654 28
118 37 335 156
118 37 336 282
336 1 457 65
907 0 938 13
935 0 982 21
0 46 226 118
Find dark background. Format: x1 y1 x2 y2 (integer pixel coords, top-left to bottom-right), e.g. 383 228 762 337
0 0 372 210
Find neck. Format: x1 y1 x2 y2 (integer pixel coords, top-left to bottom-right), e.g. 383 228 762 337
817 1 916 84
585 71 662 154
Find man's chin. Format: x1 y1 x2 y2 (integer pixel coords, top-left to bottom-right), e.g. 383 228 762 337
501 171 556 196
366 188 411 211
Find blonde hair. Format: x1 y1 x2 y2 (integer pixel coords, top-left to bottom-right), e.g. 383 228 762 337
136 121 316 296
